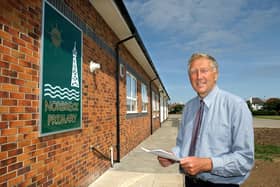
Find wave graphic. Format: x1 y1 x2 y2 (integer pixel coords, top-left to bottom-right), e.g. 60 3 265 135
44 84 80 101
44 93 80 101
44 84 79 94
44 88 79 98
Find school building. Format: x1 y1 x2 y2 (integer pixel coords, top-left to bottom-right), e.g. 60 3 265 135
0 0 170 186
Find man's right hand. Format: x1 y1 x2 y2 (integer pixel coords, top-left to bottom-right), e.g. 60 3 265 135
157 156 175 167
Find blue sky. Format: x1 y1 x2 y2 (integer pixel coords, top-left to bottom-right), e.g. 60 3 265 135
124 0 280 103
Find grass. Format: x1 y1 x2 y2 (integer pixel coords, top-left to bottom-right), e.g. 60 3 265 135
254 115 280 120
255 144 280 161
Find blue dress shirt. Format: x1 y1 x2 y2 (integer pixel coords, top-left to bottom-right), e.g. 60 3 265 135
172 85 254 184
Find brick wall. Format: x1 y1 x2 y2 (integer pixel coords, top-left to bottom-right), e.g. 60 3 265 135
0 0 161 186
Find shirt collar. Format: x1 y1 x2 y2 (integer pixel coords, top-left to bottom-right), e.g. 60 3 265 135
198 85 219 108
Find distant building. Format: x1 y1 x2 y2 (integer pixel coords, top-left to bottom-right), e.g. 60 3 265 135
249 97 264 111
169 103 185 114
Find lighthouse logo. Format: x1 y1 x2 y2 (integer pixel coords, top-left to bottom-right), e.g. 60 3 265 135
43 42 80 101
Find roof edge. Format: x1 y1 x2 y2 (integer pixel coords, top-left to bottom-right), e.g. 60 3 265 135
113 0 170 100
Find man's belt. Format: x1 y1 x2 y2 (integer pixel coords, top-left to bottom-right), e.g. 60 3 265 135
185 175 210 185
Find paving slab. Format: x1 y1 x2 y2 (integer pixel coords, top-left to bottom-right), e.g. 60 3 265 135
89 170 184 187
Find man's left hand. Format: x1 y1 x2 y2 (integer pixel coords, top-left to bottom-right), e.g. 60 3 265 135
180 157 213 175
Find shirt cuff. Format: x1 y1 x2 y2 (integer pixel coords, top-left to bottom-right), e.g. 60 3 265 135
211 157 224 175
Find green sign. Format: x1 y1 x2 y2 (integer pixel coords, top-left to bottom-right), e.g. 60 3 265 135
40 1 82 136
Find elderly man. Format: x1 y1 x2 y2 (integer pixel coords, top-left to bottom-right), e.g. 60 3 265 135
158 53 254 187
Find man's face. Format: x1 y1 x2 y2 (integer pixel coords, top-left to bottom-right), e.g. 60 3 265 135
188 57 218 98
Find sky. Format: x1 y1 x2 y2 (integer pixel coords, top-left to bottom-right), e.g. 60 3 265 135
123 0 280 103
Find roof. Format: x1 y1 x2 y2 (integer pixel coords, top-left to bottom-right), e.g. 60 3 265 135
251 97 265 105
89 0 169 100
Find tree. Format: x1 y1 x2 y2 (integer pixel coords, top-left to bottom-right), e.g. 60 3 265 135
169 103 184 114
263 98 280 114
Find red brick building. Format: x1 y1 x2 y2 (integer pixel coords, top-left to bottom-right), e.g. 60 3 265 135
0 0 169 186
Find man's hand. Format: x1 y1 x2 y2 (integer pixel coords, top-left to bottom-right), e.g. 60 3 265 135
157 156 175 167
180 157 212 175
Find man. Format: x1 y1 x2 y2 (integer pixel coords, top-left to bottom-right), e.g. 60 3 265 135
158 53 254 187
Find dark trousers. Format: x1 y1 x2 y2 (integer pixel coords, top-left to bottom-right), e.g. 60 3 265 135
185 176 240 187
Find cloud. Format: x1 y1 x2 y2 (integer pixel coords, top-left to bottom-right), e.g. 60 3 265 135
125 0 280 55
232 6 280 38
125 0 193 32
124 0 280 101
183 30 242 52
125 0 244 33
244 63 280 79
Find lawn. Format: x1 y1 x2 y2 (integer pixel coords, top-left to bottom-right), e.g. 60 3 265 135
255 144 280 161
254 115 280 120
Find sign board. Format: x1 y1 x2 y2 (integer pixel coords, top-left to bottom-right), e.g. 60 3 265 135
40 1 82 136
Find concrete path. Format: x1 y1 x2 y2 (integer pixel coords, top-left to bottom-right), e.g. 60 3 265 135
89 114 280 187
90 171 183 187
253 117 280 128
89 115 184 187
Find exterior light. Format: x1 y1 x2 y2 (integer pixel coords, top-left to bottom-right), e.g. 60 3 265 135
89 60 101 72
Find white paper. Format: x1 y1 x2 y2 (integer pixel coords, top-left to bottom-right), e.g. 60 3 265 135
141 147 180 161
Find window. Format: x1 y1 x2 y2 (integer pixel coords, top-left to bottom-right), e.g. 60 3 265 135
152 91 159 117
155 93 159 111
126 72 137 113
152 91 156 111
141 83 148 112
152 91 159 111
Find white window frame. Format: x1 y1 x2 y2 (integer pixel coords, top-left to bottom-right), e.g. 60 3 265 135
126 71 137 113
156 94 159 112
152 91 160 117
141 83 148 112
152 91 155 118
156 93 159 116
152 91 159 111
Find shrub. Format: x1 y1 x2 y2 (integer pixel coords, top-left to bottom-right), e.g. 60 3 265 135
252 110 278 116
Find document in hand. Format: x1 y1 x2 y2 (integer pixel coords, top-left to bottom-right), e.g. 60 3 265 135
141 147 180 161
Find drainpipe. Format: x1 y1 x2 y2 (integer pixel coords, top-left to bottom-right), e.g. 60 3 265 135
115 34 135 163
149 77 158 135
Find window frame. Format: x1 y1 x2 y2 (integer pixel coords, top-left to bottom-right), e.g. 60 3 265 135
141 83 148 112
152 90 160 118
126 71 137 113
